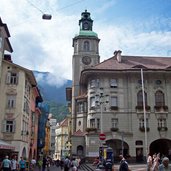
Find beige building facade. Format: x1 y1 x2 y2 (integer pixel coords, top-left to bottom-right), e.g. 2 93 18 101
70 10 171 161
0 18 42 159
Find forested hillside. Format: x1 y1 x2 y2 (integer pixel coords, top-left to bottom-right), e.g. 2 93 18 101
34 71 72 122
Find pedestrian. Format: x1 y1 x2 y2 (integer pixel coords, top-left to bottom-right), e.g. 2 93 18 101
119 155 129 171
42 156 47 171
152 153 160 171
37 158 43 171
11 156 18 171
64 156 71 171
18 157 26 171
31 158 36 168
1 156 11 171
71 158 78 171
158 157 171 171
147 153 153 171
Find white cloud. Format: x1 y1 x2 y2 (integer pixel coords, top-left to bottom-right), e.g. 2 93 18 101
1 0 171 87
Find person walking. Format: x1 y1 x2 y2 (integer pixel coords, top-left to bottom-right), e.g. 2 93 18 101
11 156 18 171
152 153 160 171
64 156 71 171
1 156 11 171
147 153 153 171
119 155 129 171
158 157 171 171
19 157 26 171
42 156 47 171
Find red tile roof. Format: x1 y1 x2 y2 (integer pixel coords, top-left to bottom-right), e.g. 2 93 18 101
60 118 68 127
73 129 86 136
93 55 171 70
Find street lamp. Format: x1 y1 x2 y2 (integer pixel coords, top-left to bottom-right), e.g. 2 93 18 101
96 88 109 136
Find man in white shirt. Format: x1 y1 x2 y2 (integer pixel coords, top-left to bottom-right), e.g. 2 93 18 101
11 156 18 171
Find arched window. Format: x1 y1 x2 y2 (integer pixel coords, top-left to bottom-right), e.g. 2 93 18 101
83 41 90 51
155 90 165 106
137 90 147 106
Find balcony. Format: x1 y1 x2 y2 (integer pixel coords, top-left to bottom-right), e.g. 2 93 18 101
154 106 168 112
85 127 97 133
136 105 150 111
157 127 168 131
110 127 119 132
139 127 150 132
110 106 118 111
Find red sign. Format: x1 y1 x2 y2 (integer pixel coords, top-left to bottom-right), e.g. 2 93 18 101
99 133 106 140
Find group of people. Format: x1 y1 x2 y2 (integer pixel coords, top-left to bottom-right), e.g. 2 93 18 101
58 156 80 171
0 155 37 171
147 153 171 171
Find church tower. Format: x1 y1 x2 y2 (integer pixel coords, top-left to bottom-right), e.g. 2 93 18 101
72 10 100 132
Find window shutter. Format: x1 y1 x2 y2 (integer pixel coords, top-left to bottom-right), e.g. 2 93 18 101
6 72 11 84
2 120 6 132
12 120 16 132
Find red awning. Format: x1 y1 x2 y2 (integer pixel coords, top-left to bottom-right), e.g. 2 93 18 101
0 140 15 150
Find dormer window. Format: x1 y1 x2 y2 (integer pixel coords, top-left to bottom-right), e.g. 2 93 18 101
110 79 117 88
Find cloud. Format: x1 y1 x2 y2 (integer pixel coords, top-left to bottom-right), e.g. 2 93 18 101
1 0 171 87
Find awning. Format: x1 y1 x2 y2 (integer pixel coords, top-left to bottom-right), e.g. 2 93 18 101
0 140 15 150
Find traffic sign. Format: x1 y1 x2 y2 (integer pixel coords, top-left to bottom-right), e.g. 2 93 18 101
99 133 106 140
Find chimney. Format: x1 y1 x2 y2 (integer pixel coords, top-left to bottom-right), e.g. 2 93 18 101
114 50 122 63
4 54 13 63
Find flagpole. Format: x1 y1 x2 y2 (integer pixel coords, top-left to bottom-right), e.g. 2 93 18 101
141 69 148 159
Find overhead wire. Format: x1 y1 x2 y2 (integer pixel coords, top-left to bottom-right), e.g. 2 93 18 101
10 0 86 28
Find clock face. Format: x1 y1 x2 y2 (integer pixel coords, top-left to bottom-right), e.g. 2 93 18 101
82 56 91 65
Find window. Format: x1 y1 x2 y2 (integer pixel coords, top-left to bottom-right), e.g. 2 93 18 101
83 41 90 51
110 79 117 88
155 90 165 106
97 118 100 129
23 97 30 114
137 90 147 106
90 119 95 128
111 96 118 107
111 118 118 128
135 140 143 145
90 79 99 88
7 95 16 108
90 97 95 108
2 120 16 133
78 103 84 113
158 118 166 128
139 118 149 128
6 72 18 85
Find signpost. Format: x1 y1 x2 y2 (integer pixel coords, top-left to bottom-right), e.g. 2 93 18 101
99 133 106 140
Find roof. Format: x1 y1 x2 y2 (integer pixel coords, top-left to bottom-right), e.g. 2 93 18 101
75 30 98 37
3 59 37 86
73 129 86 136
93 55 171 70
0 140 15 150
59 118 68 127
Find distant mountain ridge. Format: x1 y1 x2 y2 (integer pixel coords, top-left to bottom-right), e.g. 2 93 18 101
33 71 72 104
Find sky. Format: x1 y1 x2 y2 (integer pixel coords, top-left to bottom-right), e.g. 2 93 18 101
1 0 171 87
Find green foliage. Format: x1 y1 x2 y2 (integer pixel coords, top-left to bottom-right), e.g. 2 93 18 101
45 101 69 122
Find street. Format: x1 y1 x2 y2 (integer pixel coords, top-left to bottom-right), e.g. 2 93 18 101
34 163 147 171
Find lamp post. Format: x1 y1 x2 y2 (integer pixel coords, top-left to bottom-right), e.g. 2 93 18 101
141 69 148 159
96 88 109 140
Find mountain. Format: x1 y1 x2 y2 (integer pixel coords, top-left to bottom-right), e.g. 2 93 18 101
34 71 72 104
33 71 72 122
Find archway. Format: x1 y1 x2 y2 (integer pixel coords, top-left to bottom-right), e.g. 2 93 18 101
21 147 26 159
77 145 84 157
106 139 129 161
150 139 171 159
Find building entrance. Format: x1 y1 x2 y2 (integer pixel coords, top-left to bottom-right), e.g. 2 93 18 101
106 139 129 161
150 139 171 160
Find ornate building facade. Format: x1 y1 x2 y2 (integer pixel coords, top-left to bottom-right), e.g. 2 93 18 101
70 10 171 161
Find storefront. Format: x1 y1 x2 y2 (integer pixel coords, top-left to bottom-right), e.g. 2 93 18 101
0 140 17 162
